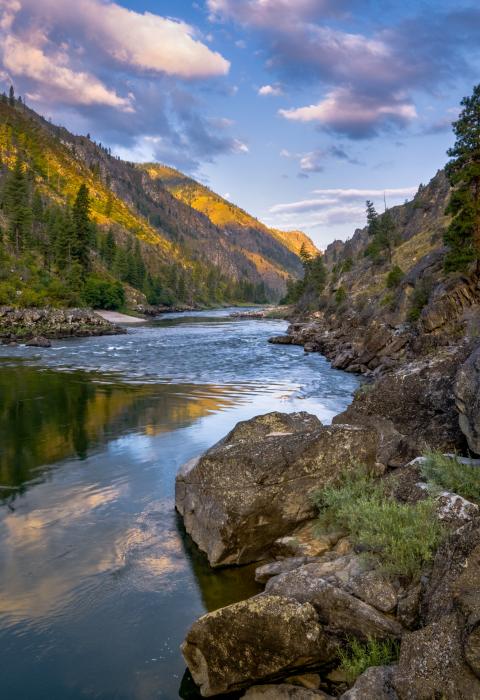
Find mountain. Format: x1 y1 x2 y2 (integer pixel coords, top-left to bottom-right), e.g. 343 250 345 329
0 96 316 309
142 163 317 291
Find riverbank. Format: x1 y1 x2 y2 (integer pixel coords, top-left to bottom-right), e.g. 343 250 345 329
0 306 125 343
176 301 480 696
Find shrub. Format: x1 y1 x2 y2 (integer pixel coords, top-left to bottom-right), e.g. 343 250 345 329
421 452 480 503
82 276 125 310
386 265 404 288
339 637 399 685
335 286 347 305
313 467 444 578
407 278 432 322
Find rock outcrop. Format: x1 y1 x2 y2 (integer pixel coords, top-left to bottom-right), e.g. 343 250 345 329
455 343 480 455
0 306 124 342
335 346 470 454
175 412 380 566
181 595 338 697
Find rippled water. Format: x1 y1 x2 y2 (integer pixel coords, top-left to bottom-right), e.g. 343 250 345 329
0 309 359 699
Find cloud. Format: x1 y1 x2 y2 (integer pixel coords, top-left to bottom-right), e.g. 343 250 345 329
209 1 480 139
3 34 133 110
11 0 230 79
258 84 283 97
281 145 362 173
280 87 417 138
270 187 417 214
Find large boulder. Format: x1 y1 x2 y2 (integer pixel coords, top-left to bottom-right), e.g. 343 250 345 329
181 595 338 697
176 412 380 566
265 564 402 641
455 344 480 455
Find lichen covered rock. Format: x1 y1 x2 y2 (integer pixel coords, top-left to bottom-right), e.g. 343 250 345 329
176 412 380 566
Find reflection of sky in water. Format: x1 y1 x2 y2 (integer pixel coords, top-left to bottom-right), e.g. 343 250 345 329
0 309 360 700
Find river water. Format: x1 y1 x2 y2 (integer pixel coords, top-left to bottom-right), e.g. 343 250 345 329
0 309 359 700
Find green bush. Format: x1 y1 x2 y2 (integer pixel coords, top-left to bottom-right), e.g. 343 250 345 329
407 278 432 322
386 265 404 288
313 467 444 578
82 276 125 310
421 452 480 503
339 637 399 684
335 286 347 305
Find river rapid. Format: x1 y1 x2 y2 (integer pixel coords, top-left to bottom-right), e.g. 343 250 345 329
0 309 359 700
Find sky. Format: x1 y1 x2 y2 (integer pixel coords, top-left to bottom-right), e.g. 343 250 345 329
0 0 479 248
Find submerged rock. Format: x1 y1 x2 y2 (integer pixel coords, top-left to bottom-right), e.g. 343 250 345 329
25 336 51 348
175 411 380 566
181 594 338 697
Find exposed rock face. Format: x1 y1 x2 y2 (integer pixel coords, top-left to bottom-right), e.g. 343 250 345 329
393 613 480 699
340 666 398 700
181 595 338 697
0 306 124 342
265 564 402 640
335 347 470 453
455 344 480 455
176 412 380 567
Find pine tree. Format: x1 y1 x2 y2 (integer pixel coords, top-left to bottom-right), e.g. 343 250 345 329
3 157 32 253
8 85 14 107
366 200 379 236
102 228 116 266
444 84 480 272
71 184 92 273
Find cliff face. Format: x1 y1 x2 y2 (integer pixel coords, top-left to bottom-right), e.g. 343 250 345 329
282 170 480 376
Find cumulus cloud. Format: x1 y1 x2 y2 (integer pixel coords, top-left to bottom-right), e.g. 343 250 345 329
209 0 480 139
3 34 133 110
258 84 284 97
10 0 230 79
280 88 417 138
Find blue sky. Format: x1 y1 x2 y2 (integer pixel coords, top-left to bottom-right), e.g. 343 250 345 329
0 0 479 248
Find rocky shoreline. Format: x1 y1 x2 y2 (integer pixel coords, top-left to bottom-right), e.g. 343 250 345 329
0 306 125 344
175 300 480 697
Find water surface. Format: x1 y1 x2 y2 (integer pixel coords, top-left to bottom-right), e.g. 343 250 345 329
0 309 359 699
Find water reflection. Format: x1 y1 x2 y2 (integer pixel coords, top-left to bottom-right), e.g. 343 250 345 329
0 311 359 699
0 364 246 496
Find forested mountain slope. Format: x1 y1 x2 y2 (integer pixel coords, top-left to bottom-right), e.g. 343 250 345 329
0 94 313 309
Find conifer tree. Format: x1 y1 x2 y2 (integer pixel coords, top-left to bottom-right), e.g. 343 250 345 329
4 157 31 253
366 200 379 236
71 184 92 273
8 85 14 107
444 84 480 271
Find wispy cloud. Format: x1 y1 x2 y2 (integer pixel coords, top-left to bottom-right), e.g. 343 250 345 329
258 84 283 97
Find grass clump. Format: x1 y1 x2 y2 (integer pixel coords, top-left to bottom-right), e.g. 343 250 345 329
339 636 399 684
421 452 480 503
313 467 444 579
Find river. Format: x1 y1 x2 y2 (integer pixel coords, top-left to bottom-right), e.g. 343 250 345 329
0 309 359 700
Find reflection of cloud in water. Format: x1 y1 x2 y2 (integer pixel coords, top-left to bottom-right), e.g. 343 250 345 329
109 507 189 593
0 493 187 626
